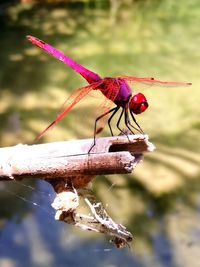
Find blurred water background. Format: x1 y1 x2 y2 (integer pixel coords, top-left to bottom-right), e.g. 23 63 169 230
0 0 200 266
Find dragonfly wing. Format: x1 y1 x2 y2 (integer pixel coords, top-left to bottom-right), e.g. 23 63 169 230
117 76 192 86
34 80 103 142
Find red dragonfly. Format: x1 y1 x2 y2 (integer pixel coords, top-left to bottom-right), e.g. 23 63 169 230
27 35 191 149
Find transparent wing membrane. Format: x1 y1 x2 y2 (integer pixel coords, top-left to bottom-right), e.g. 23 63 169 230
118 76 192 86
34 80 103 142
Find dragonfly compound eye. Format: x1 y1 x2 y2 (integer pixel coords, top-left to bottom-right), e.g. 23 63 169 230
129 93 148 114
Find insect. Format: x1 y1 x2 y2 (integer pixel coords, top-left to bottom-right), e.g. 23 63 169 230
51 185 133 248
27 35 191 150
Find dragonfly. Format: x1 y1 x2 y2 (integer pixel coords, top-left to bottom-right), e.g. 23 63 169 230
27 35 192 150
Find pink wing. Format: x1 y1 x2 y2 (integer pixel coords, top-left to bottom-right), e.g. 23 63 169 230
34 80 103 142
117 76 192 86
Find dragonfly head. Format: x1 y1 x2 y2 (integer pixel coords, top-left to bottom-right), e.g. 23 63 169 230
129 93 148 114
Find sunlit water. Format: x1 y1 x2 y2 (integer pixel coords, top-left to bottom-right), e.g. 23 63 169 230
0 1 200 266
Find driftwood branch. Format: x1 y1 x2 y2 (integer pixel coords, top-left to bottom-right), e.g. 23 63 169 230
0 134 155 247
0 134 155 184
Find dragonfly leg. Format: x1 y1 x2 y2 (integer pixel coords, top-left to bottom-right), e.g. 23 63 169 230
124 108 135 135
125 109 142 134
88 107 118 153
130 110 144 134
116 108 131 141
107 106 120 136
116 108 127 135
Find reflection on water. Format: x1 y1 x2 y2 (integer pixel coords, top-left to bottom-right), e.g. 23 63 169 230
0 0 200 266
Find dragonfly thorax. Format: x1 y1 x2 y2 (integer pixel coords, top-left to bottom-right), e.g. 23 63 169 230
129 93 148 114
99 77 132 106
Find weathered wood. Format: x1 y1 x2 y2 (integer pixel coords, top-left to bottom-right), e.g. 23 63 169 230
0 134 155 182
0 134 155 246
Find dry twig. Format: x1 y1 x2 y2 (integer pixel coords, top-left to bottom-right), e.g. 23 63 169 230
0 134 155 248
